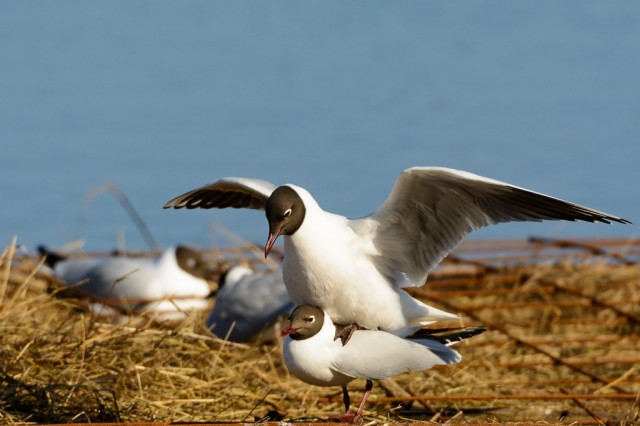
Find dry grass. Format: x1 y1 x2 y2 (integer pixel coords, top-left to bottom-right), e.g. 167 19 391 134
1 237 639 425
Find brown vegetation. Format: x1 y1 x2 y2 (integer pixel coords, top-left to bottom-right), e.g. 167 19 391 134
1 237 639 424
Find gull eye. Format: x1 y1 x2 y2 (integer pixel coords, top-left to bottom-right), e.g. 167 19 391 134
305 315 315 323
283 208 292 218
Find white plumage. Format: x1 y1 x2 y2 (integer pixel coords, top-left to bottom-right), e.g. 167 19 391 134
165 166 629 335
282 307 460 387
41 245 212 318
207 265 293 343
281 304 483 422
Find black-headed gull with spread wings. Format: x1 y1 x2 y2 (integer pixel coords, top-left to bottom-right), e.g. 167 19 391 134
164 167 629 335
281 304 485 422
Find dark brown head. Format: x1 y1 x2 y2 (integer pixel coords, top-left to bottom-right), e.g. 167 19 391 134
175 245 215 280
264 186 306 258
280 305 324 340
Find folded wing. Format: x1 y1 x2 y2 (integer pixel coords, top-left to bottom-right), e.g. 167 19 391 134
332 331 461 380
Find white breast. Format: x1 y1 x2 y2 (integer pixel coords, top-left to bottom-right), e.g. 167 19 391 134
282 314 354 387
283 217 449 334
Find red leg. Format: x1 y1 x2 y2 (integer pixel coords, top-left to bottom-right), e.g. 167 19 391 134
352 380 373 422
331 380 373 423
331 385 356 423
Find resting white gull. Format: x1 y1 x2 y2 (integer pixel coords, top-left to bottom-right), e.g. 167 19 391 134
207 265 293 343
39 245 213 318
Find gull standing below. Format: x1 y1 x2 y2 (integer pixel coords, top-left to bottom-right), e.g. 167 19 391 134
164 167 630 335
281 304 485 422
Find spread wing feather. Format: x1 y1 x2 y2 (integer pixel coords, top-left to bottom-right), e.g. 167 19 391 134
364 167 629 287
163 177 277 210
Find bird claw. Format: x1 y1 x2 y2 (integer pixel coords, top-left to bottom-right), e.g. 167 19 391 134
334 323 365 346
330 413 360 423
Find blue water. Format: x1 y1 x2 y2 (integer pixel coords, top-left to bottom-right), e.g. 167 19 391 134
1 1 638 252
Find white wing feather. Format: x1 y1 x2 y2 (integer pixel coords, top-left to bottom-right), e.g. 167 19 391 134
362 167 628 287
331 331 460 380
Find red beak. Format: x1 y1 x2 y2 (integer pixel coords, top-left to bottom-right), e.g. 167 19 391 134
281 326 297 337
264 227 282 258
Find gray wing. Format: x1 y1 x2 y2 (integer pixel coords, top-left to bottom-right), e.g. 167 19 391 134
81 258 157 299
52 258 102 285
332 331 460 380
207 266 293 342
163 177 277 210
54 257 156 298
364 167 630 287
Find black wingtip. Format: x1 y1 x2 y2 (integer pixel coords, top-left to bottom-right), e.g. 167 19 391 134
589 215 631 225
162 197 183 209
37 245 66 268
410 326 487 344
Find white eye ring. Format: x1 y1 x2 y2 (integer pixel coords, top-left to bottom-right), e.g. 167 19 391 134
283 208 292 217
305 315 315 323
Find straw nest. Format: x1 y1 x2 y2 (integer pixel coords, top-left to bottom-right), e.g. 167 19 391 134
1 239 639 425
